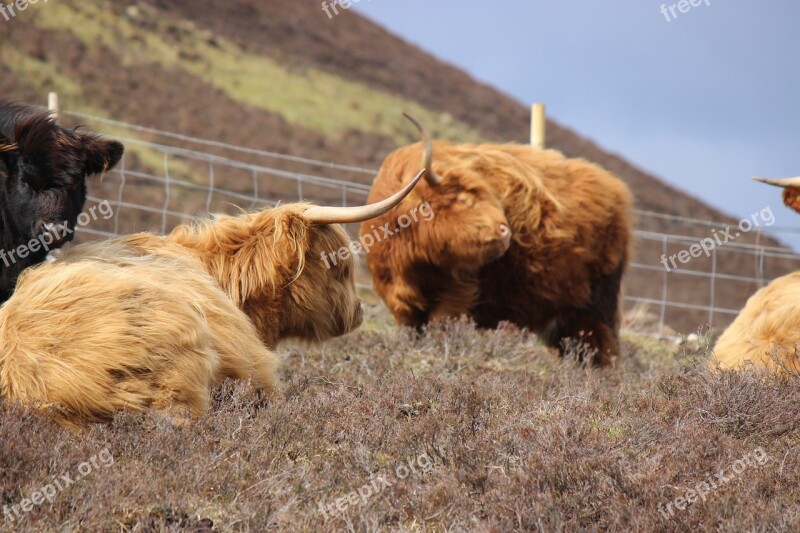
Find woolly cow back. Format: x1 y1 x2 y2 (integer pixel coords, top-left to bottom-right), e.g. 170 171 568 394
361 141 633 365
712 269 800 373
0 244 278 425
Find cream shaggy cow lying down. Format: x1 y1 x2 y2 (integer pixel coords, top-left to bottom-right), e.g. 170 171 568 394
0 168 425 426
711 271 800 373
711 175 800 374
0 247 277 424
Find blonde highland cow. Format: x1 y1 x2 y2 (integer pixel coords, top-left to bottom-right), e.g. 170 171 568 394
0 142 425 426
712 271 800 373
711 176 800 373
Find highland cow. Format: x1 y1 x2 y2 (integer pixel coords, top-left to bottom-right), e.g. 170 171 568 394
360 115 633 365
711 271 800 373
710 176 800 373
752 175 800 214
0 168 425 426
0 99 124 302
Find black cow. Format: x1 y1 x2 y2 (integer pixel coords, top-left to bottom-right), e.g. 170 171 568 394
0 100 124 302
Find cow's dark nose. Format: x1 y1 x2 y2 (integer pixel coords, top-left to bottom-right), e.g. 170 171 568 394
498 224 512 249
33 220 70 246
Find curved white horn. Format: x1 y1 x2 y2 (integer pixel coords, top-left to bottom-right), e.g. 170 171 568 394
402 112 442 186
305 169 425 224
752 176 800 188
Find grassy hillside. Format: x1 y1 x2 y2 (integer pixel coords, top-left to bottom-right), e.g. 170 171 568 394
29 1 483 145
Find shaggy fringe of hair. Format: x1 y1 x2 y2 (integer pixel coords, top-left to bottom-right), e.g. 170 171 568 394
167 203 315 306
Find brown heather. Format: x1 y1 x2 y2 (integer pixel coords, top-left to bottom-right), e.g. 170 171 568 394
1 309 799 532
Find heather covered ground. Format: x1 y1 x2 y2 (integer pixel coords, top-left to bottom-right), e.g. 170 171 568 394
2 307 799 532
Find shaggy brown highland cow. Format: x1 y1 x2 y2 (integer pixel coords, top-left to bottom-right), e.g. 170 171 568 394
0 169 424 426
360 116 633 365
711 176 800 373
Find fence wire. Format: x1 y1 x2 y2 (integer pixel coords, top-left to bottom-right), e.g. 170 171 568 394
64 109 800 340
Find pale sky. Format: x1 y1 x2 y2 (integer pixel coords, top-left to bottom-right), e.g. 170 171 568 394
355 0 800 245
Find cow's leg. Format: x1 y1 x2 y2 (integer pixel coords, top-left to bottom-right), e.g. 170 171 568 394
382 281 428 327
247 348 279 396
545 310 618 366
216 344 279 397
149 344 217 421
428 299 473 322
211 310 280 396
427 275 478 323
545 264 624 366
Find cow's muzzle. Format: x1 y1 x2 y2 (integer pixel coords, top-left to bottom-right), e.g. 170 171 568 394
484 224 512 262
498 224 512 250
33 220 73 247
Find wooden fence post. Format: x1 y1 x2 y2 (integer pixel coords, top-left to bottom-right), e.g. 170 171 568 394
530 102 546 150
47 92 60 118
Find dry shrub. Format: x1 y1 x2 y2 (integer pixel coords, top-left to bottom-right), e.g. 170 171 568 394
2 313 800 532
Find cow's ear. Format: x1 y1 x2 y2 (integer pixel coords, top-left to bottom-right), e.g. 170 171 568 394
273 213 310 266
281 214 307 249
81 134 124 176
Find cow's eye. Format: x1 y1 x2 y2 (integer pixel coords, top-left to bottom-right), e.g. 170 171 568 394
456 193 472 206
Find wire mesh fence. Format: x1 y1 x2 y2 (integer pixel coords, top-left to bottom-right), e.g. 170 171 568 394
63 109 800 339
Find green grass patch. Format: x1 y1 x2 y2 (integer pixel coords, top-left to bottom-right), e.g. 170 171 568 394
32 0 485 144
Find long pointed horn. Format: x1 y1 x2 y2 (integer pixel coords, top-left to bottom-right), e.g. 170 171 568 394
305 169 425 225
402 112 442 186
0 133 16 153
753 176 800 188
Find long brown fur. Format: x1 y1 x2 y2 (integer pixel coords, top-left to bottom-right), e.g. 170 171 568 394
360 141 633 366
0 204 363 425
711 272 800 373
